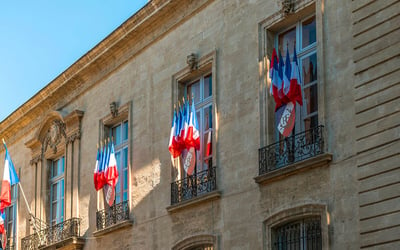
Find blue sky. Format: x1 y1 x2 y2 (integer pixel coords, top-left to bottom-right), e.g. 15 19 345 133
0 1 148 122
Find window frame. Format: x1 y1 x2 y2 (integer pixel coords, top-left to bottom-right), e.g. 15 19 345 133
49 156 65 225
99 101 131 211
109 120 129 204
258 0 326 148
5 183 18 249
171 51 217 183
184 73 213 176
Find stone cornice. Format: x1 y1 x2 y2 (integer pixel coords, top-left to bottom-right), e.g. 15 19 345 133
0 0 214 144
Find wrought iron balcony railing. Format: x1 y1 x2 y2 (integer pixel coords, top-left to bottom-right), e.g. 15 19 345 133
96 200 130 231
21 218 81 250
171 163 217 205
259 125 325 175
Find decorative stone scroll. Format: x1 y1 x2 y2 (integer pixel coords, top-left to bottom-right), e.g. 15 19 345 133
44 119 66 154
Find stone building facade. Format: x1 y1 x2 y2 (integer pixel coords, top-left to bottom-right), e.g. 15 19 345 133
0 0 398 249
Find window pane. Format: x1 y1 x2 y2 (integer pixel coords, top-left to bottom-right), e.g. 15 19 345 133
188 80 200 103
302 53 317 85
303 84 318 115
59 157 64 174
204 106 212 130
204 74 212 99
302 16 316 48
115 151 121 171
304 115 318 131
123 147 128 168
114 125 121 145
61 179 64 198
278 27 296 56
123 121 128 142
116 195 121 204
123 169 128 189
123 191 128 202
52 183 58 201
52 161 58 178
52 203 57 220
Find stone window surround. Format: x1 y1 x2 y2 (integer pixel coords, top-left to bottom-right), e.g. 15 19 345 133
167 50 221 212
258 0 326 148
172 234 217 250
94 101 133 235
256 0 330 184
24 110 85 249
263 203 329 250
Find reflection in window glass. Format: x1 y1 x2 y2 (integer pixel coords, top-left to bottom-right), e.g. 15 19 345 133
204 74 212 99
184 73 213 176
278 27 296 56
302 53 317 85
302 16 316 48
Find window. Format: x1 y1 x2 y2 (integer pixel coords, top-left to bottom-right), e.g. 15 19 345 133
110 120 129 204
49 157 64 225
275 15 317 137
5 184 17 249
185 73 213 176
272 217 322 250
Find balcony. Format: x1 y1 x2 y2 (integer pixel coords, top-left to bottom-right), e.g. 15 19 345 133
21 218 84 250
255 125 332 184
93 200 132 236
167 163 220 212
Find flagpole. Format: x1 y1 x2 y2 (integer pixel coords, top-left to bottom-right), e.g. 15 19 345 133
3 139 45 246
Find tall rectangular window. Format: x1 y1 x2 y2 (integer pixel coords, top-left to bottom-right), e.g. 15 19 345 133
275 15 317 136
110 121 129 204
50 157 64 225
186 73 213 175
5 184 17 248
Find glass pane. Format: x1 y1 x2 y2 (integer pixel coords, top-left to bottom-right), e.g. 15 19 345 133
52 183 58 201
278 27 296 56
123 191 128 202
123 121 128 142
204 74 212 99
303 84 318 115
61 179 64 198
304 115 318 131
52 203 57 220
123 147 128 168
302 16 316 48
59 157 64 174
123 169 128 190
116 195 121 204
204 106 212 130
8 206 13 221
188 80 200 103
302 53 317 85
114 125 121 145
116 151 121 171
52 161 58 178
61 197 64 220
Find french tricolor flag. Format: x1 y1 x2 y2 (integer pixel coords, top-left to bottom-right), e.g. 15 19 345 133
0 210 5 234
185 99 200 150
1 142 20 211
104 142 119 189
270 48 284 111
93 147 106 191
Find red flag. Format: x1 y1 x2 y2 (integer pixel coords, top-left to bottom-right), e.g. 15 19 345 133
168 110 181 158
288 46 303 106
0 143 20 211
185 99 200 150
104 142 119 189
205 129 212 161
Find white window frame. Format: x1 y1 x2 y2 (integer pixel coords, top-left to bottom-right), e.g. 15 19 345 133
274 14 318 138
110 120 129 204
184 73 213 176
49 157 65 225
